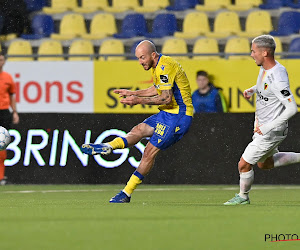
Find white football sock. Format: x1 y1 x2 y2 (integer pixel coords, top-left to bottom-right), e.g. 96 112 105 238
239 169 254 199
273 152 300 168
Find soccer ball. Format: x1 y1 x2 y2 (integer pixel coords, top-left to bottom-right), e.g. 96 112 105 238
0 126 11 151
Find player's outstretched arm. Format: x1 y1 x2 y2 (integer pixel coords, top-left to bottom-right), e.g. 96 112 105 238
114 86 158 98
243 86 257 100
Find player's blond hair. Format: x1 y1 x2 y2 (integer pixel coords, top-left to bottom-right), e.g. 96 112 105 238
252 35 276 56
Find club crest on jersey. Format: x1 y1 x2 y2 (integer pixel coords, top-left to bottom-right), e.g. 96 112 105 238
160 65 165 71
264 83 268 90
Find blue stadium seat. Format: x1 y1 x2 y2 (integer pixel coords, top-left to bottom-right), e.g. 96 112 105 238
24 0 48 12
286 38 300 58
145 14 177 38
270 11 300 36
166 0 199 11
21 14 54 39
113 13 147 38
286 0 300 9
259 0 288 9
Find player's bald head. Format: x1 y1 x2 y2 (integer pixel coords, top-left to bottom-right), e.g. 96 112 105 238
135 40 157 55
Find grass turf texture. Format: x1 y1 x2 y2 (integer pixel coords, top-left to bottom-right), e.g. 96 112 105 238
0 185 299 250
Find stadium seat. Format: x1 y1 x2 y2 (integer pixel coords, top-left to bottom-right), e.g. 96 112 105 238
192 38 220 60
24 0 47 12
21 14 54 39
43 0 78 14
69 40 94 61
166 0 199 11
99 39 125 61
270 11 300 36
286 0 300 9
82 13 116 40
238 11 272 38
174 12 210 38
196 0 231 11
103 0 139 13
134 0 169 13
227 0 262 11
206 11 241 38
145 13 177 38
259 0 288 9
73 0 108 13
273 37 283 59
114 13 147 39
38 40 64 61
51 14 87 40
7 40 33 61
162 38 188 60
225 37 250 60
286 37 300 58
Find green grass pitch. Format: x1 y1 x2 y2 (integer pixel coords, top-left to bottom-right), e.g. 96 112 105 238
0 185 299 250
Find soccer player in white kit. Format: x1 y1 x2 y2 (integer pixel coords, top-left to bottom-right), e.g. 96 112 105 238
224 35 300 205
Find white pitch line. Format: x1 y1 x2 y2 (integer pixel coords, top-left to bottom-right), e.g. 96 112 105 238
1 186 300 194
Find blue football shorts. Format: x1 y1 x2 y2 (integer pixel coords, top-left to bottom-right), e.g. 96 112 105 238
143 111 192 150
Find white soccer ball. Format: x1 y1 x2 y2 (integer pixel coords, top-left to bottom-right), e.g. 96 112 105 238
0 126 11 151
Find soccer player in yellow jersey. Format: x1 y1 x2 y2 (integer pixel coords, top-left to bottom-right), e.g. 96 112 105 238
81 40 193 203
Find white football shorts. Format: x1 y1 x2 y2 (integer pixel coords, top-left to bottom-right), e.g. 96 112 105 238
242 124 288 165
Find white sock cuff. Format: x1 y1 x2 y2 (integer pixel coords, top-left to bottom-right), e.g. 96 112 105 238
240 168 254 178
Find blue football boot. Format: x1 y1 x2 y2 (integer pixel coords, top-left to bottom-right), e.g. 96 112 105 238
109 191 131 203
80 143 112 155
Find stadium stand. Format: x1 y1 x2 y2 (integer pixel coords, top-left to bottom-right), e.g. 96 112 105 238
259 0 288 9
206 11 241 38
73 0 109 13
24 0 47 12
161 38 189 60
270 11 300 36
98 39 125 61
192 38 220 60
43 0 78 14
69 40 94 61
134 0 169 13
21 14 54 40
38 40 64 61
51 13 87 40
238 10 272 38
196 0 231 11
286 0 300 9
227 0 262 11
113 13 147 38
224 37 251 60
145 13 177 38
174 12 210 38
166 0 199 11
103 0 139 13
286 37 300 58
7 40 33 61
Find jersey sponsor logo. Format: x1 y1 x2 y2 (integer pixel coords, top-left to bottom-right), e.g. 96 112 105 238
160 65 165 71
257 91 269 101
280 88 291 97
264 83 268 90
160 75 168 83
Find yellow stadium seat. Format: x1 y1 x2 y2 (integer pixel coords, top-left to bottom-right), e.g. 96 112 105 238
73 0 108 13
274 37 282 59
225 37 250 60
103 0 139 13
134 0 169 13
81 13 117 40
38 40 64 61
227 0 262 11
238 11 272 38
161 38 188 60
69 40 94 61
99 39 125 61
51 14 87 40
206 11 241 38
193 38 220 60
174 12 210 39
196 0 231 11
7 40 33 61
43 0 77 14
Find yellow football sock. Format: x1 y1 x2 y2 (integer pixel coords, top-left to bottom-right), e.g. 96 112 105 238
108 137 126 150
123 174 143 196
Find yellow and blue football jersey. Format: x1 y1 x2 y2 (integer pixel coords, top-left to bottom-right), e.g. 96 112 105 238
151 54 193 116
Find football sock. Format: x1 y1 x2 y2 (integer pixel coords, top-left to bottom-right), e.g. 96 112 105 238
108 137 128 150
273 152 300 168
0 150 7 180
123 171 144 197
239 169 254 199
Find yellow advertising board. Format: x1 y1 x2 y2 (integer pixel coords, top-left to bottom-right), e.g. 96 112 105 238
94 59 300 113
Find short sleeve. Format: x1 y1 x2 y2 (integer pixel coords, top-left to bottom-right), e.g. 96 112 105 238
8 74 16 94
271 68 292 102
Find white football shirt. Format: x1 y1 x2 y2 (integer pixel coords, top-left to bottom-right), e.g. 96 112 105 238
255 61 293 125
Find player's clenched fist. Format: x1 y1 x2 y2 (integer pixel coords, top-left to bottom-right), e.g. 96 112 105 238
120 95 139 106
113 89 134 98
243 88 255 100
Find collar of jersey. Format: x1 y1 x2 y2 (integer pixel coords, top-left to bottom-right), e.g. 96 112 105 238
155 54 162 68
